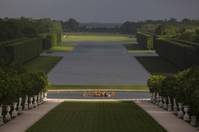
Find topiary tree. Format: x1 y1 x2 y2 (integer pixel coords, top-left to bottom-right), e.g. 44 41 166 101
147 75 166 95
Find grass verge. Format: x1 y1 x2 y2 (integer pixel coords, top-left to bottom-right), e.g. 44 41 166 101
24 56 62 73
48 85 149 91
27 101 166 132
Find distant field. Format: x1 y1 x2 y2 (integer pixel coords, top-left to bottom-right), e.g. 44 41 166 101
63 33 136 43
27 102 166 132
24 56 62 73
48 84 149 91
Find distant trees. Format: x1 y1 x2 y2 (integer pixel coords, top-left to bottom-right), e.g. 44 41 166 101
0 17 63 42
62 18 79 32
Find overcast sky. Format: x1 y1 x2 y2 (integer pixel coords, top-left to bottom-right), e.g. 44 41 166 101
0 0 199 22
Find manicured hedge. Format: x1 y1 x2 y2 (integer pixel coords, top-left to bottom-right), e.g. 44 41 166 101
41 33 62 50
0 38 42 64
136 32 154 50
154 38 197 69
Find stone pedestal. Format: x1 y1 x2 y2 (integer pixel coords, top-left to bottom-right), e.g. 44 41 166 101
163 98 167 110
24 96 29 110
177 103 184 118
18 97 23 114
44 92 48 101
158 96 163 108
12 102 18 118
0 105 4 125
173 98 178 114
29 97 33 109
5 105 11 121
34 95 38 107
167 97 172 111
155 93 159 105
190 116 197 126
37 93 41 105
183 106 190 121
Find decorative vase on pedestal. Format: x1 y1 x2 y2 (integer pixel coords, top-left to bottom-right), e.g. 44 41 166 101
44 92 48 101
167 97 172 111
163 97 167 110
177 103 184 118
29 97 33 109
173 98 178 114
190 116 197 126
158 96 163 108
155 93 159 105
0 105 4 125
5 105 11 121
18 97 23 114
33 95 38 108
183 106 190 121
24 96 29 110
11 102 18 118
41 92 44 103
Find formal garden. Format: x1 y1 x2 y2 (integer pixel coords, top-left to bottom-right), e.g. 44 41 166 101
0 17 199 132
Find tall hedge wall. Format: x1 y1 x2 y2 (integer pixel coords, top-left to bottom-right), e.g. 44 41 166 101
136 32 154 50
0 38 42 64
155 38 197 69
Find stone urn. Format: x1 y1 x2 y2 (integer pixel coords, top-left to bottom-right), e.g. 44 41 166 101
44 92 48 101
183 106 190 121
29 97 33 109
11 102 18 118
158 96 163 108
155 93 159 105
167 97 172 112
177 103 184 118
190 115 197 126
24 96 29 110
0 105 4 125
18 97 23 114
163 97 167 110
33 95 38 108
5 105 11 121
173 98 178 114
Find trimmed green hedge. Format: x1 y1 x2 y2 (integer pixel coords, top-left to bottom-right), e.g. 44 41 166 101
136 32 154 50
41 33 62 50
155 38 197 69
0 38 42 64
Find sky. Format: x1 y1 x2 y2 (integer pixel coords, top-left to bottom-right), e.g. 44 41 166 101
0 0 199 23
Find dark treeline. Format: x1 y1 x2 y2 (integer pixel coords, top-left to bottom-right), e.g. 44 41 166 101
0 17 62 42
61 18 199 43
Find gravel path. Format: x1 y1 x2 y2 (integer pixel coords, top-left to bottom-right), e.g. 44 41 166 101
47 42 150 85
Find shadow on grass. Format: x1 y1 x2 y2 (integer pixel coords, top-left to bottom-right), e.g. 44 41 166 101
136 56 179 75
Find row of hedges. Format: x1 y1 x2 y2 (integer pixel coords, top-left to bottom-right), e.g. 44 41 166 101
0 65 48 105
148 66 199 121
136 32 154 50
0 38 43 64
154 38 197 69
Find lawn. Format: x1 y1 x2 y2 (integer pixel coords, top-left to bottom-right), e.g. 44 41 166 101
63 33 135 43
24 56 62 73
136 56 179 75
48 85 149 91
27 101 166 132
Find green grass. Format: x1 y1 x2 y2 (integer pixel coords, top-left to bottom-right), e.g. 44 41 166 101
136 56 179 75
48 85 149 91
27 101 166 132
63 33 135 43
50 45 75 52
24 56 62 73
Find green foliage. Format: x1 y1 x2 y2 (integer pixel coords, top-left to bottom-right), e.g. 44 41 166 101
155 38 197 69
136 32 154 50
0 65 48 104
147 75 166 93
